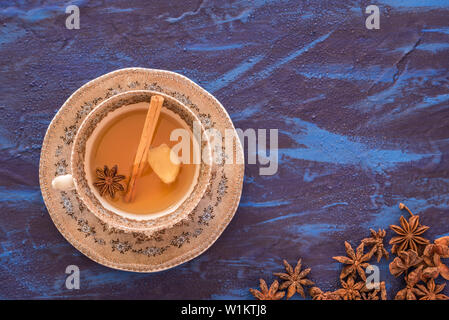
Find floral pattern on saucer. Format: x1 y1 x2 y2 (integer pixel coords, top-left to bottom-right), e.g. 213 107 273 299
39 68 244 272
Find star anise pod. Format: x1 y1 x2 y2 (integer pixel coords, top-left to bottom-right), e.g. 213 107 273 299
389 203 430 254
334 276 364 300
435 236 449 248
361 228 389 262
395 265 423 300
361 289 379 300
249 279 285 300
380 281 387 300
273 259 314 299
422 236 449 280
333 241 374 280
415 279 449 300
93 165 126 198
389 249 422 277
309 287 341 300
361 281 387 300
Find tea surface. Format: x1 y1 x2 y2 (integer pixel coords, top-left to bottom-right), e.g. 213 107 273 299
90 105 198 214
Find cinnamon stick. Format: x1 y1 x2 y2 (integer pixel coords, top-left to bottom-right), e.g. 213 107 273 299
124 95 164 202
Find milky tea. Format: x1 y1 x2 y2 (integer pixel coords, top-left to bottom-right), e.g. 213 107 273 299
89 102 198 215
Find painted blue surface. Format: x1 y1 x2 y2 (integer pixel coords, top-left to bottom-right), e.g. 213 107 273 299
255 32 333 80
378 0 449 8
205 55 265 92
279 118 433 173
423 27 449 35
0 0 449 299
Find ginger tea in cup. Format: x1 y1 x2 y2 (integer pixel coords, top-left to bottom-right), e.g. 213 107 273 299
88 103 199 215
54 90 212 235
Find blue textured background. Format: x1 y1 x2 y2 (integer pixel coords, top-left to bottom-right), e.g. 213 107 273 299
1 0 449 299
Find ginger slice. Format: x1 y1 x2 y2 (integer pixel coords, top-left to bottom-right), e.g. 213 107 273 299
147 144 181 184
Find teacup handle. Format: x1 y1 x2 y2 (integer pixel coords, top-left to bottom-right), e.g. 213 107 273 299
52 174 75 191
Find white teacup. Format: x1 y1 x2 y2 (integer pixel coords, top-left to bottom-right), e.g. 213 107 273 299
52 90 212 235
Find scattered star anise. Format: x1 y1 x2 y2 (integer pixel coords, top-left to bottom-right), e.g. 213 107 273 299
422 236 449 280
389 203 430 254
249 279 285 300
249 203 448 301
435 236 449 248
333 241 374 280
361 228 389 262
361 288 379 300
361 281 387 300
395 265 423 300
273 259 314 299
361 291 378 300
93 165 126 198
380 281 387 300
334 276 364 300
309 287 341 300
389 249 422 277
415 279 449 300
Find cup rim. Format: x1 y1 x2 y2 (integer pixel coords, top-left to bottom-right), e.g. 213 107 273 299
71 90 212 234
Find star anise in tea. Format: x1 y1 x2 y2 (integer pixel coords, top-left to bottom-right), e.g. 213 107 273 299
273 259 314 299
389 249 422 277
249 279 285 300
415 279 449 300
334 277 364 300
362 228 389 262
94 165 126 198
389 204 430 254
333 241 374 280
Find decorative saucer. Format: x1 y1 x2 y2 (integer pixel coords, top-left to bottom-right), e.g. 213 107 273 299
39 68 244 272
